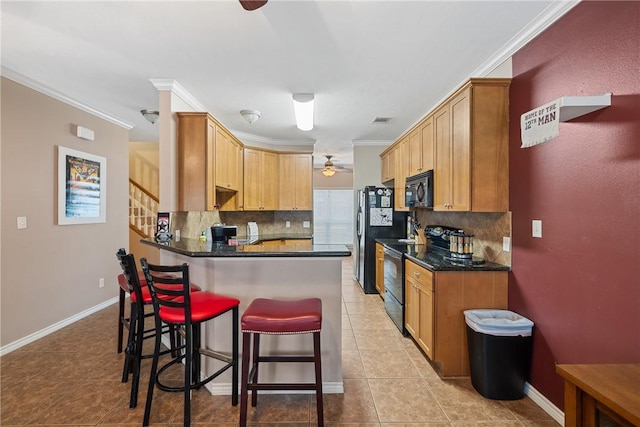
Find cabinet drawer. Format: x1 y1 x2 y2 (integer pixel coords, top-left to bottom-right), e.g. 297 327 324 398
405 260 433 291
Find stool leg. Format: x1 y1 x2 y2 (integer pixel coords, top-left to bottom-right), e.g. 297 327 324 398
192 323 201 389
129 304 146 408
251 333 260 407
313 331 324 427
239 332 252 427
117 288 126 353
231 306 239 406
121 303 137 383
143 318 163 427
184 323 193 426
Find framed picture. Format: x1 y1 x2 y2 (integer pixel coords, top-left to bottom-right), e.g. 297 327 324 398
57 146 107 225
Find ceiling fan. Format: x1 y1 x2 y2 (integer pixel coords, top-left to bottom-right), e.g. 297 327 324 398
239 0 268 11
315 155 353 177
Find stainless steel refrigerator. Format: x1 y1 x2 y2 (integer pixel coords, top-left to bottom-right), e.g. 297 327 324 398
355 186 407 294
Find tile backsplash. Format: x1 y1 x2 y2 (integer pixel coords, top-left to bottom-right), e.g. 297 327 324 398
412 210 512 266
170 210 313 239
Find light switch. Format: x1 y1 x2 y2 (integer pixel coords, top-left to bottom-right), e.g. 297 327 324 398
532 220 542 238
303 221 310 228
503 237 511 252
17 216 27 229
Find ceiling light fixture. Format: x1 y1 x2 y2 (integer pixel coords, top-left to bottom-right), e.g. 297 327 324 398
240 109 261 125
292 93 314 131
140 109 159 124
322 168 336 177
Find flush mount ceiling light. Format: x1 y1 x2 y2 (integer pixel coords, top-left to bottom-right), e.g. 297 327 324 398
240 109 261 125
292 93 314 131
140 109 159 124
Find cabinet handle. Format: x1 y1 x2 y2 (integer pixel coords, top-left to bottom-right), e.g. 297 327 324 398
413 272 420 278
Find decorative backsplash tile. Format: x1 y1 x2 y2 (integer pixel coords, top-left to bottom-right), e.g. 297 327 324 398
170 210 313 239
413 210 512 266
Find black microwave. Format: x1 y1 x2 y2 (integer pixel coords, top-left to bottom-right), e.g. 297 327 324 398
405 170 434 208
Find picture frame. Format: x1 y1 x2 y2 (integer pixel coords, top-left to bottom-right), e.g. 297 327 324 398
57 146 107 225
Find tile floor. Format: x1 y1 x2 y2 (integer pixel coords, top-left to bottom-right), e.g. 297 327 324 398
1 256 559 426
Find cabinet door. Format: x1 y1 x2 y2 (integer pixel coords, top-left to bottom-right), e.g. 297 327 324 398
215 126 230 189
394 137 410 211
404 274 418 338
450 88 471 211
418 280 434 360
229 137 243 191
279 154 312 210
261 150 279 210
433 104 451 211
420 116 434 172
408 128 422 176
243 148 262 210
381 149 395 183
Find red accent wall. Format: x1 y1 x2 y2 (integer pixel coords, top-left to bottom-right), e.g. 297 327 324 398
509 1 640 408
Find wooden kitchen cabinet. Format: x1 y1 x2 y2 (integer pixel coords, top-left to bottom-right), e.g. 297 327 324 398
405 260 434 359
434 78 510 212
243 148 278 210
375 243 385 297
279 153 313 210
405 259 508 377
381 149 395 184
177 112 217 211
215 126 243 192
394 136 410 211
420 116 435 174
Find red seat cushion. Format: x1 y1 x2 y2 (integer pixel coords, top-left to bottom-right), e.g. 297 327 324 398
118 272 148 292
158 292 240 324
241 298 322 334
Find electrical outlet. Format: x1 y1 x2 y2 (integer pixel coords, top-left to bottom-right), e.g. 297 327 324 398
303 221 310 228
17 216 27 229
285 221 291 228
503 237 511 252
532 220 542 238
99 278 104 288
175 230 181 240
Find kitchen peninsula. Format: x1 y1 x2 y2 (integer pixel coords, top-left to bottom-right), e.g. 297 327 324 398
142 237 351 395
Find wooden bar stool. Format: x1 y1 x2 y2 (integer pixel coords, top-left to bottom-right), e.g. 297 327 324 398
239 298 323 427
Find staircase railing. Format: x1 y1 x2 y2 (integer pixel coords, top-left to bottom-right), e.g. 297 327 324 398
129 179 158 238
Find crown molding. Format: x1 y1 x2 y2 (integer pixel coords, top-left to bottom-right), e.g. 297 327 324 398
230 130 316 147
471 0 581 78
149 79 207 112
1 66 134 130
351 140 394 146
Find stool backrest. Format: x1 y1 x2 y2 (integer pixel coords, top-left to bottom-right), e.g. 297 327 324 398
115 248 146 306
140 258 193 324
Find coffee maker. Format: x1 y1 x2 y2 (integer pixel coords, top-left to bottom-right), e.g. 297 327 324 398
211 224 237 244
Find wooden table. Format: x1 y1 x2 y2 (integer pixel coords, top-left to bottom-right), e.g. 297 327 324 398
556 364 640 427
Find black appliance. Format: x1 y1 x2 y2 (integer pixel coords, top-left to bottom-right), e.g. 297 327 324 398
383 246 406 335
405 170 434 208
355 187 406 294
211 224 237 244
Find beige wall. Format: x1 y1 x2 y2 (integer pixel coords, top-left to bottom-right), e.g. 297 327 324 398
1 77 129 349
129 141 159 196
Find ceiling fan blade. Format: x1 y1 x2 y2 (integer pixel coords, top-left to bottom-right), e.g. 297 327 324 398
239 0 268 11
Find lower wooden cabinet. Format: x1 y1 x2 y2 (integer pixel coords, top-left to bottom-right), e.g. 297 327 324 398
404 259 508 377
375 243 385 297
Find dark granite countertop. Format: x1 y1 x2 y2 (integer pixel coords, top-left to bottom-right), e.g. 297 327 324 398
376 238 510 272
141 237 350 258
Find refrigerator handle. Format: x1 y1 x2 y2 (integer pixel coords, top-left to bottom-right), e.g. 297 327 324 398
356 209 364 237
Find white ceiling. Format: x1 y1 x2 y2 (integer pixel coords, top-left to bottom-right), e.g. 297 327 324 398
1 0 576 166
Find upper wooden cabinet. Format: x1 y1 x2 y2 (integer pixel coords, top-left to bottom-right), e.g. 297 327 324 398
278 153 313 210
177 112 217 211
215 127 243 192
394 137 410 211
381 78 510 213
381 148 395 184
434 79 510 212
243 148 278 210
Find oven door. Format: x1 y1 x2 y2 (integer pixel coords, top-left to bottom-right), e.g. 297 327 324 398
383 247 406 335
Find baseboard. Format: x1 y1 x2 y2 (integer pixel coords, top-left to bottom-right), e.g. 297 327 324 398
0 297 118 357
205 381 344 395
525 381 564 425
